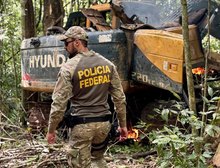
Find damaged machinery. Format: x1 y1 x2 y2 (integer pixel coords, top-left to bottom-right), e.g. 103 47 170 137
20 0 220 132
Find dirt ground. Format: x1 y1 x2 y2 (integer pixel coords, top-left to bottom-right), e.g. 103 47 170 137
0 115 158 168
106 154 157 168
0 138 157 168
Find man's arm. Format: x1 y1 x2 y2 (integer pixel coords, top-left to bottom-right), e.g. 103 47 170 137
47 68 73 143
109 65 128 140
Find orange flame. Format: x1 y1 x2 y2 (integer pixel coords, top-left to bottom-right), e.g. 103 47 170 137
192 67 205 75
127 128 139 141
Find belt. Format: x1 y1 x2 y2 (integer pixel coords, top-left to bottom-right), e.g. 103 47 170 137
72 115 111 125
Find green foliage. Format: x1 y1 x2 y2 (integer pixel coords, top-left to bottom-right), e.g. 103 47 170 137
33 0 43 35
149 126 213 167
109 142 149 155
203 36 220 53
0 0 22 121
214 0 220 5
144 88 219 168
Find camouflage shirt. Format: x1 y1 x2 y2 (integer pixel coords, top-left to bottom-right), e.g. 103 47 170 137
48 50 126 133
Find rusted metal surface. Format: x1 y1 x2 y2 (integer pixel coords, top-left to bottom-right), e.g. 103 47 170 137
82 8 111 31
111 2 135 24
21 81 55 92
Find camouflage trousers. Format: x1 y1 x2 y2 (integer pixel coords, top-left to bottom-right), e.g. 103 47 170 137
65 121 111 168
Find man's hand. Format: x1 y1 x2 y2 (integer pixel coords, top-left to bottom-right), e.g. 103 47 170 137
118 127 128 142
46 132 56 144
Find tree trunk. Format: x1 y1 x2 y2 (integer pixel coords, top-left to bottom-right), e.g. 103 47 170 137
181 0 196 113
43 0 64 35
35 0 43 29
181 0 200 160
69 0 74 14
0 0 4 116
20 0 35 39
0 36 2 122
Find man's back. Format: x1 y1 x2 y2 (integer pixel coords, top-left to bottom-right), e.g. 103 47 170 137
66 50 114 117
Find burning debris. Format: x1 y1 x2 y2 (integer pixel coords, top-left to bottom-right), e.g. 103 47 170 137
127 128 140 141
192 66 220 86
192 67 205 75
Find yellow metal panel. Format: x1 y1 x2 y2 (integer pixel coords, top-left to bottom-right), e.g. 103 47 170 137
165 25 198 40
147 53 183 83
134 26 204 83
135 30 184 60
165 25 204 60
134 29 184 83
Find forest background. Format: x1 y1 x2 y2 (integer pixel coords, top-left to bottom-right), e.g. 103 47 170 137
0 0 220 167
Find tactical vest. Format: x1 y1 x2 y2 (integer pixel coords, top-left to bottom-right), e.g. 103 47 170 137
70 51 114 117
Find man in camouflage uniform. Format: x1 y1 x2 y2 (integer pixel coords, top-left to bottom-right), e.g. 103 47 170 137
46 26 128 168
